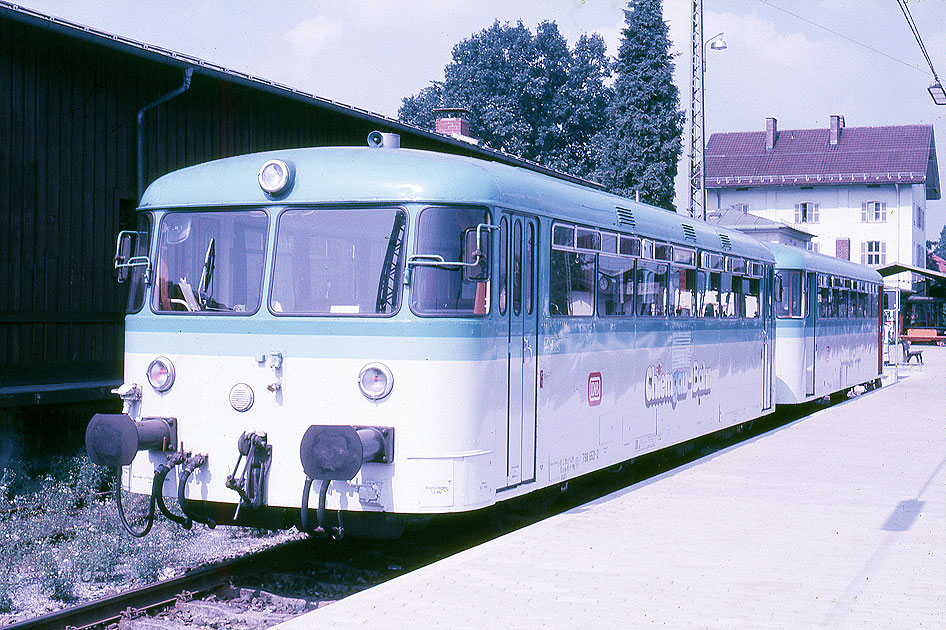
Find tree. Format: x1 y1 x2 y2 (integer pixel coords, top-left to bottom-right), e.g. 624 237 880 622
933 225 946 261
593 0 684 210
398 83 443 132
398 21 611 180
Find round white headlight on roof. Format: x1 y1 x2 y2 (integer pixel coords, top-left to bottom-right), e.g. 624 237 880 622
147 357 176 392
358 363 394 401
258 159 293 196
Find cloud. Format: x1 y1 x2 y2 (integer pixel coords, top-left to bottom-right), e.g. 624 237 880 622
282 14 346 60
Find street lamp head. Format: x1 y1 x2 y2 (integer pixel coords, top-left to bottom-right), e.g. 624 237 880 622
705 32 727 51
929 80 946 106
709 38 728 51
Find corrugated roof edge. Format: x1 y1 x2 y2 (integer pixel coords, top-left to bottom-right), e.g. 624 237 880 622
0 0 604 191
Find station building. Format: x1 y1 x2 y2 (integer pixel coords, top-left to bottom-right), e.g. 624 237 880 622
704 116 940 293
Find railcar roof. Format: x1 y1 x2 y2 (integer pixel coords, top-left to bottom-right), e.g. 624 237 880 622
769 242 883 283
140 146 773 261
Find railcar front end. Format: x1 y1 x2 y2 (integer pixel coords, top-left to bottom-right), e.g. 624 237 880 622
771 244 883 404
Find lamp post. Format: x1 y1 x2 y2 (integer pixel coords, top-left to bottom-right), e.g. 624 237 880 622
687 0 727 221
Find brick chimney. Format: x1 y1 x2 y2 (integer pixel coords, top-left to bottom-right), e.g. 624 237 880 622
765 117 778 150
829 115 845 145
434 107 472 138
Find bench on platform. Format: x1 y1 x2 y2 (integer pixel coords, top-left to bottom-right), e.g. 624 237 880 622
901 339 924 364
902 328 945 346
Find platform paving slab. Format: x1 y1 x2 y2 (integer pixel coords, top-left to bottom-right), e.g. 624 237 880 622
273 348 945 629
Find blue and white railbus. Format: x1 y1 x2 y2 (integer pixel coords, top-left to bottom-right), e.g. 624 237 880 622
85 135 879 538
770 244 883 403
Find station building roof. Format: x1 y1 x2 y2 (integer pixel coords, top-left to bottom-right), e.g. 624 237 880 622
706 118 940 200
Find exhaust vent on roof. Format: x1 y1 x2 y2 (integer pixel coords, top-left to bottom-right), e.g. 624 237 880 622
615 206 636 228
719 233 733 252
682 224 697 243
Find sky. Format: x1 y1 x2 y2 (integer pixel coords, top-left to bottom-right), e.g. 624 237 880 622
14 0 946 237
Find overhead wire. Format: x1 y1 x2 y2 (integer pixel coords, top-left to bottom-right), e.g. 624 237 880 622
751 0 931 77
896 0 940 81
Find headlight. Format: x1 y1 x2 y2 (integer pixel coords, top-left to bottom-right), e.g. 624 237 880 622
358 363 393 401
147 357 176 392
258 159 293 196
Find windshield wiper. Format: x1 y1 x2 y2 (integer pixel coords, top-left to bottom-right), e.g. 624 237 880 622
197 238 215 308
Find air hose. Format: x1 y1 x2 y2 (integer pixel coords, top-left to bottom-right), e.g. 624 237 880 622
177 454 216 529
115 466 156 538
300 477 344 540
154 454 192 529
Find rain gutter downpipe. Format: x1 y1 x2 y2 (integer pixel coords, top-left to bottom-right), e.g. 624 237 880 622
137 67 194 200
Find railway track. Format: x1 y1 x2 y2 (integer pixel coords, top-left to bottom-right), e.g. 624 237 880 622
4 541 309 630
6 397 837 630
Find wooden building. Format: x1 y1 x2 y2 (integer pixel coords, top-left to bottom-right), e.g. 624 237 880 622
0 2 586 407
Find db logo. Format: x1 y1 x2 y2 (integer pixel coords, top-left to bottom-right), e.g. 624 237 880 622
588 372 602 407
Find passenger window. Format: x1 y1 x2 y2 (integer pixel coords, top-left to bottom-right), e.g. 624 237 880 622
550 250 595 316
744 277 761 318
720 273 741 318
819 286 831 319
499 218 508 316
513 220 522 316
669 267 696 317
702 271 721 317
636 261 668 317
597 255 635 316
526 222 535 315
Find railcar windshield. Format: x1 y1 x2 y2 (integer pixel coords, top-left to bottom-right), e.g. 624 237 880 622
153 211 267 314
270 207 407 316
410 206 491 316
775 270 803 318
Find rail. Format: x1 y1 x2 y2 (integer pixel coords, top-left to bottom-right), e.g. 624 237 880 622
5 539 306 630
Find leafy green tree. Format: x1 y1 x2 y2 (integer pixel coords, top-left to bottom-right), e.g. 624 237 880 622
933 225 946 261
593 0 684 210
398 21 611 180
398 83 443 132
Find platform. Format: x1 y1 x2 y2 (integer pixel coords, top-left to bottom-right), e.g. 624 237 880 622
274 349 945 629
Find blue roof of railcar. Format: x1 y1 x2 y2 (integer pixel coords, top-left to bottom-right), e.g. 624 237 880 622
140 146 773 262
769 243 882 283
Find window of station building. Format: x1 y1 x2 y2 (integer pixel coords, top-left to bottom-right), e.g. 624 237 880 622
550 223 596 316
861 240 886 266
795 202 819 224
636 260 668 317
775 270 803 318
861 201 886 223
597 253 635 317
410 206 491 317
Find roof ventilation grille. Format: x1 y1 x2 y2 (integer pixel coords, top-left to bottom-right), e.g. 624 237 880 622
615 206 636 228
719 233 733 251
682 224 697 243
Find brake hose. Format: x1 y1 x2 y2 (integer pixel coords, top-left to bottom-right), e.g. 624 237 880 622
300 477 343 539
115 466 156 538
154 457 192 529
177 454 216 529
